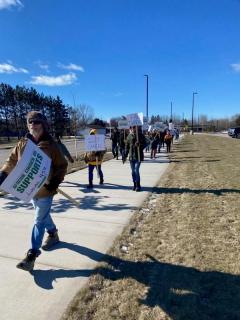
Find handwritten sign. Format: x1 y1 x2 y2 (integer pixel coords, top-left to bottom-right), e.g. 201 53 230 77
84 134 106 151
126 112 144 127
118 120 129 129
0 139 51 202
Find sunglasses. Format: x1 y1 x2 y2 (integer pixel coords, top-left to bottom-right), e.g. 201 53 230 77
28 120 42 125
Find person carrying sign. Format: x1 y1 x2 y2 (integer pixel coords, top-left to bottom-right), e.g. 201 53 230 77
111 127 120 159
0 111 68 271
84 129 105 188
123 126 146 192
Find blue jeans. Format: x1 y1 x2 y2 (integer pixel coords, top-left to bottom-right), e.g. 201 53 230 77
31 196 56 255
88 164 103 183
130 160 141 184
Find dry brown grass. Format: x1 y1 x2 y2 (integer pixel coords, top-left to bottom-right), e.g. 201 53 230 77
62 135 240 320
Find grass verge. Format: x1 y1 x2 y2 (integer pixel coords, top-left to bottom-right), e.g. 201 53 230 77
62 134 240 320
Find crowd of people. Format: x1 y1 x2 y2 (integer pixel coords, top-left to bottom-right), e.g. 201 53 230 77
0 111 179 272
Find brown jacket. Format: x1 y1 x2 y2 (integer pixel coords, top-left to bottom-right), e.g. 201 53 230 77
1 133 68 198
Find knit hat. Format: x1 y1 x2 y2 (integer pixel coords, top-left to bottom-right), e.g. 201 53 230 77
90 129 96 135
27 111 49 132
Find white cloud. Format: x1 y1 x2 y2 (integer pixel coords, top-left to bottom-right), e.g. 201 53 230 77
0 0 23 10
58 63 84 72
30 73 77 86
0 62 28 74
231 63 240 72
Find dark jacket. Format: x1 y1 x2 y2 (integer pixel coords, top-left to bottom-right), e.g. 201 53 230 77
111 130 120 144
125 131 146 162
1 133 68 198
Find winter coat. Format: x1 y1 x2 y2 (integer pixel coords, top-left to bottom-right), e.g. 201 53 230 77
84 151 105 165
1 133 68 198
125 131 146 162
164 133 172 144
111 130 120 143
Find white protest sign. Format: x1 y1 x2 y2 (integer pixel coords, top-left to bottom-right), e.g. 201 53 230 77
169 122 174 130
1 139 51 202
118 120 129 129
126 112 144 127
84 134 106 151
142 116 149 130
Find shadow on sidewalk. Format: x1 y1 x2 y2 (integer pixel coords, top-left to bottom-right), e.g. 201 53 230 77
31 243 240 319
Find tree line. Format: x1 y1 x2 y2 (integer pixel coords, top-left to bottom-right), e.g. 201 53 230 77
0 83 94 140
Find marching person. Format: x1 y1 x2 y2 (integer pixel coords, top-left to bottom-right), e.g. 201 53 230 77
111 127 120 159
84 129 106 188
0 111 68 271
164 130 172 153
123 126 146 192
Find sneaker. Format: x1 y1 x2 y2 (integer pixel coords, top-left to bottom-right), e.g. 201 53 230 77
16 249 37 271
87 183 93 189
99 179 104 185
42 231 59 251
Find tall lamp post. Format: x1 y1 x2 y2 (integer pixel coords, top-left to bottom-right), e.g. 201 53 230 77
191 92 198 134
170 101 173 120
144 74 149 121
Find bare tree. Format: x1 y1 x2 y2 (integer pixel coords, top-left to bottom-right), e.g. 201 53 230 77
76 104 94 129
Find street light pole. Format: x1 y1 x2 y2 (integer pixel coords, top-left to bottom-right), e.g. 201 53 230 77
191 92 198 134
170 101 173 120
144 74 149 121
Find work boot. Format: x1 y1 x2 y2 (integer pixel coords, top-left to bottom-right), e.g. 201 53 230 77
16 249 38 271
135 182 141 192
132 182 136 191
42 231 59 251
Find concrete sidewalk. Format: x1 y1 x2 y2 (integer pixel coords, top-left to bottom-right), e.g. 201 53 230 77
0 150 170 320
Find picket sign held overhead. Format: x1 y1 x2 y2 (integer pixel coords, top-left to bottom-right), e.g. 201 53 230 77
118 120 129 129
84 134 106 151
169 122 174 130
126 112 144 127
142 116 149 131
0 139 51 203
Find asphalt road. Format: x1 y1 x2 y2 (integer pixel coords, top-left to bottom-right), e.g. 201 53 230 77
0 138 112 167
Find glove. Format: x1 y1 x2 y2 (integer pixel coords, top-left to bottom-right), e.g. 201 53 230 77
44 178 61 192
0 171 8 185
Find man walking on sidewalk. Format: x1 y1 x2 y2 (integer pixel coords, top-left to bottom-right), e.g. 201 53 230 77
0 111 68 271
124 126 146 192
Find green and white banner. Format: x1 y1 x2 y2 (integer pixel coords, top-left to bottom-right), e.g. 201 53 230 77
1 139 51 202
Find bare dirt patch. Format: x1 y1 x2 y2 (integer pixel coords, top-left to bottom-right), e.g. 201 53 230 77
62 135 240 320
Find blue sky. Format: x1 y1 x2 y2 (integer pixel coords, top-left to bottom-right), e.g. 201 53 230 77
1 0 240 121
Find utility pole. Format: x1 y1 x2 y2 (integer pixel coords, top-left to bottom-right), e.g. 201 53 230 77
144 75 149 121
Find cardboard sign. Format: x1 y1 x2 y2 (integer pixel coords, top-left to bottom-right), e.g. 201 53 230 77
84 134 106 151
118 120 129 129
1 139 51 202
169 122 174 130
142 116 149 130
126 112 144 127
